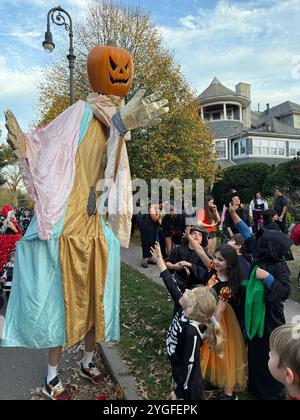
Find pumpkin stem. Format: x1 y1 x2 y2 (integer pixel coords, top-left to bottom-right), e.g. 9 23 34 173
106 39 116 46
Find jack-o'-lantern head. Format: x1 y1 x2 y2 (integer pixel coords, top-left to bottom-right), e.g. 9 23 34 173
87 45 134 96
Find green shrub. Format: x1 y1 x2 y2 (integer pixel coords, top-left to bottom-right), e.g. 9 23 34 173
263 158 300 196
211 163 271 207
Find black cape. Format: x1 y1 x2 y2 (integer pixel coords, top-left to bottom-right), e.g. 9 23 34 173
245 229 292 400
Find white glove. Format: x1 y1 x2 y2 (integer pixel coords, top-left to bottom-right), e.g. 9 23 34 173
112 90 169 135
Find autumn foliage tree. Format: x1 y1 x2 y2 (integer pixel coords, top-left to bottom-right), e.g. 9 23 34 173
36 0 216 187
0 142 25 207
0 130 19 187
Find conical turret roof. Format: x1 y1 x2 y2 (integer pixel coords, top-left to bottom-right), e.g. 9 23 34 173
198 77 236 101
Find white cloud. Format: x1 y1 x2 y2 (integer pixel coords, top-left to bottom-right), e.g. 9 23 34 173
5 29 43 50
0 62 44 132
179 15 197 29
0 56 5 70
0 64 42 97
7 0 87 8
10 30 41 38
159 0 300 107
65 0 88 8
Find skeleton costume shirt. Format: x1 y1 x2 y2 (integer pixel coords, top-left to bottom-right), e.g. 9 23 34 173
161 269 206 400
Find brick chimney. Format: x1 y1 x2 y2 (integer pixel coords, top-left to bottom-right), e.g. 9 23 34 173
235 82 251 99
236 82 251 128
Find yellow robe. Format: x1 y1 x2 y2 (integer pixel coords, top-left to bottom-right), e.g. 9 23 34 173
59 117 108 347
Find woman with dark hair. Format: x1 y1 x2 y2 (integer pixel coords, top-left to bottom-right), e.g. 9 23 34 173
185 234 247 400
197 196 220 256
249 192 269 232
227 234 250 338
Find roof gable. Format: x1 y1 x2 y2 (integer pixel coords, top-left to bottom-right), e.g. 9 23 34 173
198 77 236 100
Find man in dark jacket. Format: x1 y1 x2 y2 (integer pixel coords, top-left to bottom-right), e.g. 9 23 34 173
274 189 288 233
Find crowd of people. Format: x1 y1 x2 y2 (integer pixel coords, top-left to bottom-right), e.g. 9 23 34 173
136 188 300 400
135 188 290 266
0 205 33 308
1 188 299 401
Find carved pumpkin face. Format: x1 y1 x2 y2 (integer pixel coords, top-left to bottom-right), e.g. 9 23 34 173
87 45 134 96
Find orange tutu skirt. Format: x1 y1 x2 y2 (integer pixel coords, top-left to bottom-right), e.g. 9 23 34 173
200 304 247 392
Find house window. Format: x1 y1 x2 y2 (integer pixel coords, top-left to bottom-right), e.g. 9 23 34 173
215 140 227 159
240 139 246 154
289 141 300 156
252 139 286 156
226 108 233 120
269 141 277 156
213 112 221 121
233 139 247 156
234 142 239 156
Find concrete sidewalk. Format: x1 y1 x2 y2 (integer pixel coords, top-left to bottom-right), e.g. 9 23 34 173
0 303 140 401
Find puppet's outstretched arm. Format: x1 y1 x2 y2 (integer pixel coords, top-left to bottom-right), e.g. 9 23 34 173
4 110 27 159
112 90 169 135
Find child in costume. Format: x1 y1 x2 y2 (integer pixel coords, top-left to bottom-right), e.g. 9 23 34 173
165 225 209 293
185 231 247 400
2 44 169 400
150 243 223 401
229 196 292 400
268 323 300 400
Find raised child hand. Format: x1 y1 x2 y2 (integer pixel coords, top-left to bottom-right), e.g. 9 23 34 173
229 196 240 214
150 242 163 261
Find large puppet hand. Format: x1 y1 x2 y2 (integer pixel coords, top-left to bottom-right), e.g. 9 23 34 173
4 110 27 159
112 90 169 136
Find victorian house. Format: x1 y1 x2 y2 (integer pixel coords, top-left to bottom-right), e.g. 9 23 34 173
198 77 300 166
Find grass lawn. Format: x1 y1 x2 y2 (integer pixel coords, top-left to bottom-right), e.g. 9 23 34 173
118 263 173 400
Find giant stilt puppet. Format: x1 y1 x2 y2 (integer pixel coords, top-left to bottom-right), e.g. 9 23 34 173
2 44 168 399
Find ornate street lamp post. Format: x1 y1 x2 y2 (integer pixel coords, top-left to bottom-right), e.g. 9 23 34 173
42 5 76 106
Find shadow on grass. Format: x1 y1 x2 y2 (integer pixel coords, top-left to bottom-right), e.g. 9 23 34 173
118 263 173 400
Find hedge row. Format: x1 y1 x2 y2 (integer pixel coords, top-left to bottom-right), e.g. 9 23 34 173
211 159 300 208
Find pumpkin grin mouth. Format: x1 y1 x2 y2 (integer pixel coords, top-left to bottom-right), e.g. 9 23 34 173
109 74 129 85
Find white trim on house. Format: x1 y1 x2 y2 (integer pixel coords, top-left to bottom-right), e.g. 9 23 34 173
228 136 300 160
202 101 244 122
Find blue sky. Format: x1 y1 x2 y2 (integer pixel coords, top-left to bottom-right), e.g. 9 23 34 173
1 0 300 136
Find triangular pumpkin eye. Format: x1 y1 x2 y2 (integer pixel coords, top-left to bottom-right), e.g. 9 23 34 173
109 56 117 71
